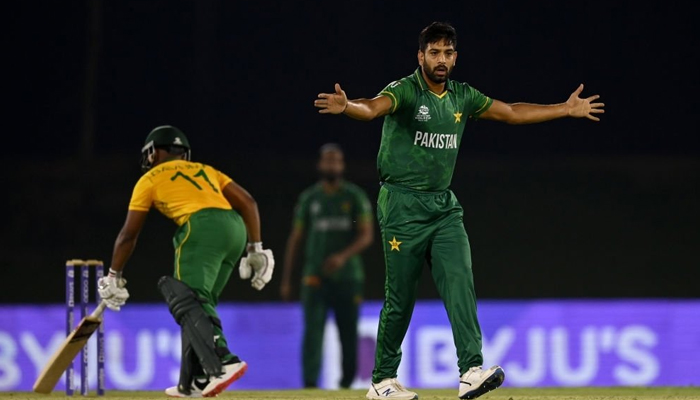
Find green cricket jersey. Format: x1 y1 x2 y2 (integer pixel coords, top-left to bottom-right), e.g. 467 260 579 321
293 181 373 282
377 68 493 191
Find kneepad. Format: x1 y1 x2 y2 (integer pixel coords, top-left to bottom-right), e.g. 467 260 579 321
158 276 223 377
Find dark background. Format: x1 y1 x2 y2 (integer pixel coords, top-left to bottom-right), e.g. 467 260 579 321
2 0 698 303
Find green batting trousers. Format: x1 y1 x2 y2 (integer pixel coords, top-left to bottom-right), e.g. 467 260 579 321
301 277 362 388
173 208 247 362
372 183 483 383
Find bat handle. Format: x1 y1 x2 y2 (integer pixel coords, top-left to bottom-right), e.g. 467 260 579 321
90 300 108 319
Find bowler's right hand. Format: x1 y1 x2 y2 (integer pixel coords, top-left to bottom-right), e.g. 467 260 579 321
315 83 348 114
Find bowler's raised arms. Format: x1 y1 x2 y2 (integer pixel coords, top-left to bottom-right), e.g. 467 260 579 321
481 84 605 124
565 84 605 121
315 83 393 121
315 83 348 114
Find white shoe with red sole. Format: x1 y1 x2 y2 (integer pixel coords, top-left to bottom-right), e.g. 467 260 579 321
202 361 248 397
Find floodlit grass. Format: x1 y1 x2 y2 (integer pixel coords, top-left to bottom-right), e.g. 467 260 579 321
5 387 700 400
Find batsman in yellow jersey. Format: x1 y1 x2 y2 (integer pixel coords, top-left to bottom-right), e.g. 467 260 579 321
96 126 275 398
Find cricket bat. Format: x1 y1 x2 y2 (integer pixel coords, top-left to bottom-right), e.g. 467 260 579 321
33 300 108 394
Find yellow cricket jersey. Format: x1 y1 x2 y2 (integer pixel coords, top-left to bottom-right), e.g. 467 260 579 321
128 159 233 225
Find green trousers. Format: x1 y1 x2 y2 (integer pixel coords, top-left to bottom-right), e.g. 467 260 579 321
173 208 247 361
301 277 362 388
373 183 483 383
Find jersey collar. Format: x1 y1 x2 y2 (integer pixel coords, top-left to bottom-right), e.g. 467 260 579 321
158 157 185 166
414 67 454 98
316 180 345 195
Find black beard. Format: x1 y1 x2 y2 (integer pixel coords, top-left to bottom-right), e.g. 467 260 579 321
423 64 451 83
320 172 341 183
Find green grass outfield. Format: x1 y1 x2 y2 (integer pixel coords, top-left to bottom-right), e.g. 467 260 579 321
4 388 700 400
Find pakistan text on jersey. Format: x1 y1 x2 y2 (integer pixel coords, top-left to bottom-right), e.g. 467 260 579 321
312 216 352 232
413 131 458 149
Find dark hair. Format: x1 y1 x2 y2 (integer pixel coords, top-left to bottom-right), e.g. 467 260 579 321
419 22 457 52
319 143 343 155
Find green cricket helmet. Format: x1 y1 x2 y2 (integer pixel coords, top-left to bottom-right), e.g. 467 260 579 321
140 125 191 171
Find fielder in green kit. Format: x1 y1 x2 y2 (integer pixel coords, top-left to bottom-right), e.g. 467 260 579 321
314 22 605 400
280 144 374 388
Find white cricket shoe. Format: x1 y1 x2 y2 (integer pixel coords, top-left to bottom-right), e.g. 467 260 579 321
201 361 248 397
164 384 204 398
458 365 505 399
366 378 418 399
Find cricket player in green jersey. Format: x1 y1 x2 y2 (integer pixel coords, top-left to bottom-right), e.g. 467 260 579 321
314 22 604 400
280 144 374 389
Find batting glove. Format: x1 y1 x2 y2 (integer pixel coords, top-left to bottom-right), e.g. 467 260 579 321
239 242 275 290
97 270 129 311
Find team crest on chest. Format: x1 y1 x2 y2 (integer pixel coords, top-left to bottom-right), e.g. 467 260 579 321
415 105 431 122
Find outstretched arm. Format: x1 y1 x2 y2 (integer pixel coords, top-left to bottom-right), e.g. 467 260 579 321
314 83 393 121
481 84 605 124
110 210 148 273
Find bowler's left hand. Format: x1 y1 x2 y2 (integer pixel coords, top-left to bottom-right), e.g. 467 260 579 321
566 84 605 121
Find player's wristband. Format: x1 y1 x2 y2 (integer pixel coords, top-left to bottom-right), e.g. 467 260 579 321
108 268 122 279
248 242 263 253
